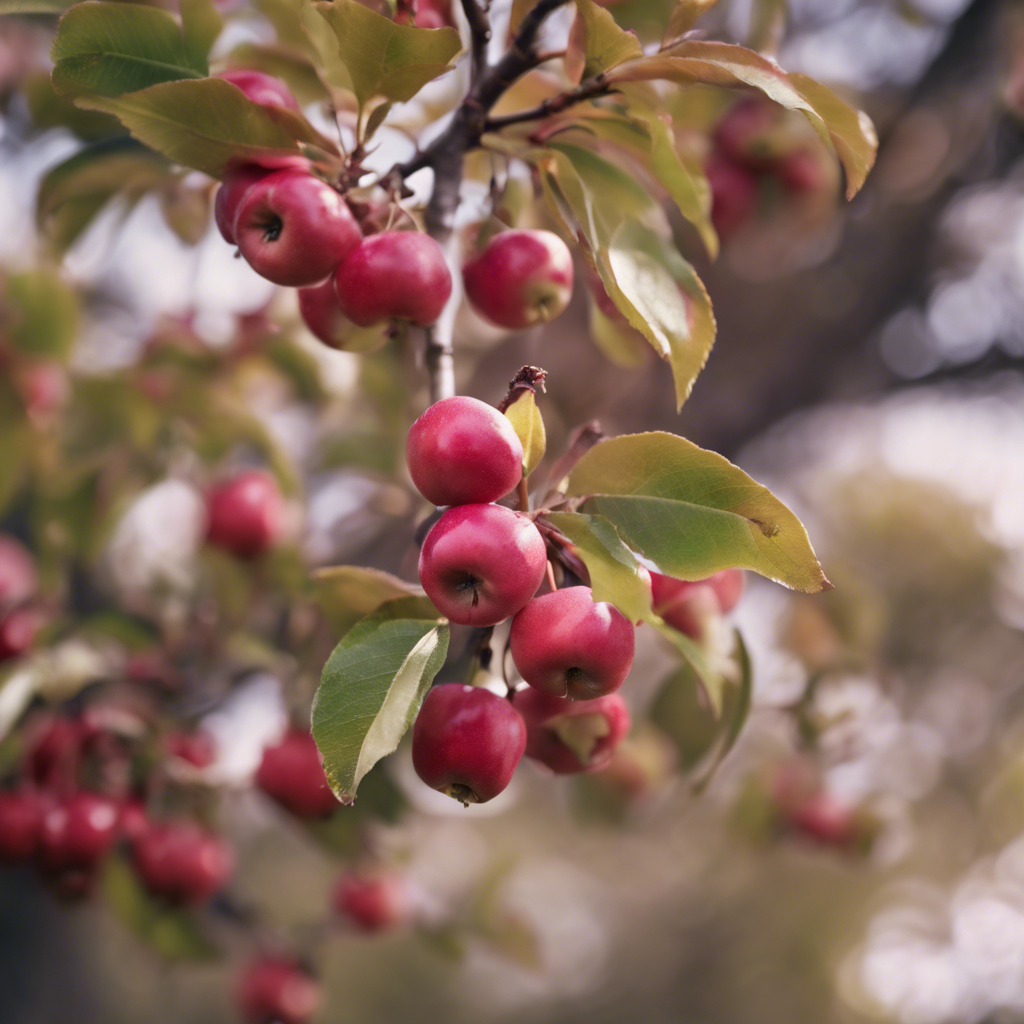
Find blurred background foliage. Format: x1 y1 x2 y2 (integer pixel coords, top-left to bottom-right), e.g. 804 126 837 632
2 0 1024 1022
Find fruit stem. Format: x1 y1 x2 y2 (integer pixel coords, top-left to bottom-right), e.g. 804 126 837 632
517 476 530 512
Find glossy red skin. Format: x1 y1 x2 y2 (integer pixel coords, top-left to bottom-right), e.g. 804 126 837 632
0 534 37 609
38 792 120 872
215 164 274 244
334 232 452 327
132 819 234 905
206 470 284 560
406 396 523 507
714 97 781 168
333 871 409 931
236 958 322 1024
514 688 630 774
118 799 150 843
0 604 45 662
395 0 452 27
418 504 547 626
0 790 46 864
706 153 758 241
298 276 350 347
510 587 635 700
235 171 363 287
412 684 527 804
463 230 574 329
778 148 825 193
256 729 338 819
650 568 745 637
216 69 301 113
25 716 82 788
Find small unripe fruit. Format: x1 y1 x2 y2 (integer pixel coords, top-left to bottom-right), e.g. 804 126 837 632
706 153 758 241
236 957 322 1024
0 534 37 609
206 470 284 560
132 819 234 905
514 688 630 773
255 729 337 819
463 230 574 329
412 684 527 804
216 69 301 112
334 232 452 327
418 504 547 626
0 604 45 662
234 171 363 287
406 396 523 507
510 586 635 700
38 792 120 873
333 870 410 931
0 790 46 864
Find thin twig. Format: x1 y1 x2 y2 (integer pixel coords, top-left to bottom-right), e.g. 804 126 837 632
484 74 614 131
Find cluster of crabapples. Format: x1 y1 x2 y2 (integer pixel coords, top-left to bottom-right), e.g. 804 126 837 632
706 97 831 241
213 68 577 347
405 394 745 805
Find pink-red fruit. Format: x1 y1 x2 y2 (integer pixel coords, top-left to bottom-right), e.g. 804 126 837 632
333 232 452 327
514 688 630 773
706 153 758 241
463 230 574 329
216 69 301 112
298 277 350 348
412 684 527 804
510 586 635 700
650 568 745 638
418 504 547 626
236 958 322 1024
234 171 363 287
333 870 410 931
406 396 523 507
0 790 46 864
215 164 273 244
0 605 45 662
395 0 452 27
256 729 337 819
0 534 36 609
132 819 234 905
206 470 284 560
38 792 120 873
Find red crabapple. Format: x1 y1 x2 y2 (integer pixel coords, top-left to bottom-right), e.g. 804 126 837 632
333 870 410 931
215 164 274 245
463 230 574 329
132 819 234 905
706 153 758 241
333 232 452 327
0 534 36 609
650 568 745 638
412 684 527 804
234 171 363 287
216 69 301 112
0 790 46 864
514 688 630 773
255 729 338 819
406 396 523 507
418 504 547 626
206 470 284 560
236 957 322 1024
509 586 635 700
38 792 120 873
0 604 46 662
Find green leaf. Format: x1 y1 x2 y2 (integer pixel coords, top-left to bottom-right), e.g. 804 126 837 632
662 0 720 45
309 0 461 108
180 0 223 67
37 139 169 254
550 142 658 229
503 390 546 479
566 431 831 592
76 78 337 179
543 511 652 624
103 856 219 961
0 0 73 15
312 600 449 803
634 102 717 258
573 0 643 79
606 41 877 197
588 296 650 368
223 43 330 105
51 1 206 98
651 628 751 767
362 99 393 141
5 269 79 358
310 565 436 636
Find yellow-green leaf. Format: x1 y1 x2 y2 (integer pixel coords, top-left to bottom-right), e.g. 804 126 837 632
573 0 643 79
311 565 436 635
503 390 546 478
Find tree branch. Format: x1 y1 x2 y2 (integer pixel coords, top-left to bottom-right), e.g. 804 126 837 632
484 74 614 131
459 0 491 86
